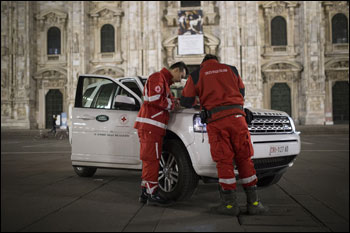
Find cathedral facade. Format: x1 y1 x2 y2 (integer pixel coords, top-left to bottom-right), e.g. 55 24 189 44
1 1 349 129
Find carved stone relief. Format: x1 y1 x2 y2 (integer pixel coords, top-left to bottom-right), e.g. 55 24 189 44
90 66 124 78
307 96 324 112
1 104 11 117
16 103 27 119
36 10 68 32
1 71 7 88
325 59 349 82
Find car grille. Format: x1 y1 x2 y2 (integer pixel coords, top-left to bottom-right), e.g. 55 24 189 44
252 155 297 170
248 115 293 134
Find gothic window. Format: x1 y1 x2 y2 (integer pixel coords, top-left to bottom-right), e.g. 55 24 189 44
181 1 201 7
271 16 287 46
47 27 61 55
332 13 348 44
101 24 115 53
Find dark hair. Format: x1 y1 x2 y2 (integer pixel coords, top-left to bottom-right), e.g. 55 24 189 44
202 54 219 64
170 61 188 75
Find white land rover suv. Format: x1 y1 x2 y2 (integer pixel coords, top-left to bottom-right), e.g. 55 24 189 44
71 75 301 200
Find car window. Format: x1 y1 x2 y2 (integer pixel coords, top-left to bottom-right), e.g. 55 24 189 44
82 87 97 107
77 77 117 109
113 81 140 110
122 81 142 98
92 83 117 109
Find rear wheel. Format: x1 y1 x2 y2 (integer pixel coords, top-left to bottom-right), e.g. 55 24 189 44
159 140 199 201
73 166 97 177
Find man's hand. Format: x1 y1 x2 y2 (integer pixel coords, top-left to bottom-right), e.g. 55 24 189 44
173 99 182 111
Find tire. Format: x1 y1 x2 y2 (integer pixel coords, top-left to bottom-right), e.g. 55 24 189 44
158 139 199 201
73 166 97 177
257 173 283 187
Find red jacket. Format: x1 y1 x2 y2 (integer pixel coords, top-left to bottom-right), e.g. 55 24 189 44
134 68 175 136
181 59 245 121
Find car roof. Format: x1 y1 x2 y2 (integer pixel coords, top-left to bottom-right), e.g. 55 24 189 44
79 74 147 82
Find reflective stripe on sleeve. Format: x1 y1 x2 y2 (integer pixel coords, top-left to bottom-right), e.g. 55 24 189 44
144 94 161 102
166 98 172 110
151 111 163 119
135 117 167 129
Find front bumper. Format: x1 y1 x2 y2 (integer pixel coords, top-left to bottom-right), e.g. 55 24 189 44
253 154 297 178
189 132 300 178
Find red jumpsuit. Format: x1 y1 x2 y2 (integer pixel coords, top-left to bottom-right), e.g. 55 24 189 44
181 59 257 190
134 68 175 194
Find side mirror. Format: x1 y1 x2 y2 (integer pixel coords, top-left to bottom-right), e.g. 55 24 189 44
114 95 139 111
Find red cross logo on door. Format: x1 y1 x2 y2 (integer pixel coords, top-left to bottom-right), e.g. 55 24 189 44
120 114 128 124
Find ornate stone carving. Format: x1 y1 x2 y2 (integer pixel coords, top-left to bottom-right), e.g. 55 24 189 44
43 79 66 88
262 61 303 73
307 96 324 112
1 104 10 117
203 1 218 25
261 1 298 17
1 71 7 88
73 33 79 53
329 61 349 69
17 104 26 119
323 1 349 14
90 66 124 78
165 1 179 27
36 10 68 31
325 59 350 82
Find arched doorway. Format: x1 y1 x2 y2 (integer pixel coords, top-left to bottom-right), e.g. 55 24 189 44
332 81 349 124
45 89 63 129
271 83 291 116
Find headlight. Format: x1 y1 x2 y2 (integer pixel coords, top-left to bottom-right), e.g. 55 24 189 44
288 116 300 134
193 114 207 133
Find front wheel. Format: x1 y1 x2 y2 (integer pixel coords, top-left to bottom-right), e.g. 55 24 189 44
158 140 199 201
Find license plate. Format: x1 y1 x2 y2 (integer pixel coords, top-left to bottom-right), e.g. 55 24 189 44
269 145 289 156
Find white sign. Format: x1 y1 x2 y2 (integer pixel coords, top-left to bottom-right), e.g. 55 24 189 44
61 112 67 129
178 35 204 55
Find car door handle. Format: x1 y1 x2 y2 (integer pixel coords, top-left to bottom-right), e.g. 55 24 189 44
77 115 95 120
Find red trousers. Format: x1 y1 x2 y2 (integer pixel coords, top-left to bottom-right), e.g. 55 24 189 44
138 130 163 194
207 115 257 190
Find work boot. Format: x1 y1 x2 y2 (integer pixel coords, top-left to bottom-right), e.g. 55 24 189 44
211 186 240 216
147 190 173 207
139 187 148 204
244 185 268 215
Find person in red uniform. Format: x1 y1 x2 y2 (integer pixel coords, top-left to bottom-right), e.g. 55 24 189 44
134 62 188 206
180 54 267 215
